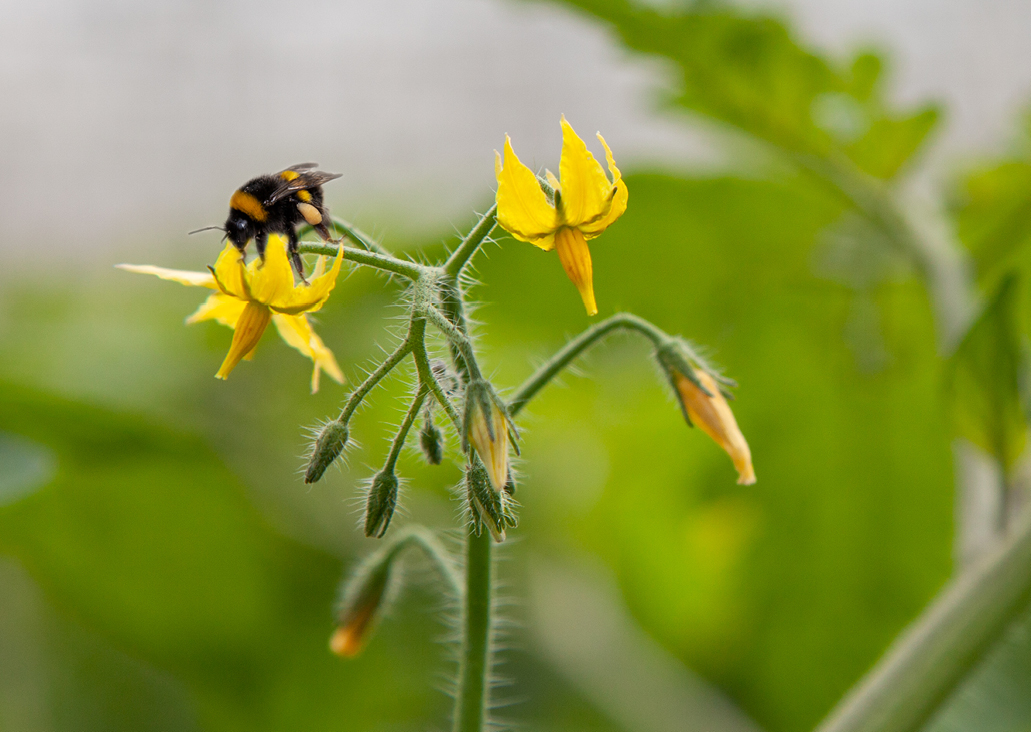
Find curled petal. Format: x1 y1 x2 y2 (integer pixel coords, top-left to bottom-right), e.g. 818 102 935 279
272 313 345 393
268 243 344 315
579 132 628 239
116 264 216 288
216 302 272 380
211 243 248 299
495 136 559 244
557 116 613 229
555 227 597 316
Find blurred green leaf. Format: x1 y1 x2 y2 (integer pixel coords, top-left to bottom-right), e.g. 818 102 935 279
946 275 1027 471
952 114 1031 278
556 0 938 179
0 383 449 731
924 601 1031 732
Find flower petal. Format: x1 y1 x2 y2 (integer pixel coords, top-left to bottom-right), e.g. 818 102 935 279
272 313 345 393
555 227 597 316
268 242 344 315
216 302 272 380
495 136 559 243
579 132 628 239
211 243 248 299
187 292 246 326
557 116 613 228
245 234 294 304
116 263 216 288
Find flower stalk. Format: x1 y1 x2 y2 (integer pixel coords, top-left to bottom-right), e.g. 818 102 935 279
125 118 756 732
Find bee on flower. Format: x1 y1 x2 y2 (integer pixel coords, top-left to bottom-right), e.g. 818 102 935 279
494 116 628 316
118 233 345 392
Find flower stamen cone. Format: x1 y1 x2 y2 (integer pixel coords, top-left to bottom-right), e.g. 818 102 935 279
555 227 597 316
216 301 272 379
675 369 756 485
494 115 627 315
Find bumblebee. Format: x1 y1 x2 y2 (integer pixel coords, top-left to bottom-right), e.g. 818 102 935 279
223 163 342 281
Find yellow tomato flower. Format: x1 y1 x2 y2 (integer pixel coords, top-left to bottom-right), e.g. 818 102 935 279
495 115 628 315
118 234 345 392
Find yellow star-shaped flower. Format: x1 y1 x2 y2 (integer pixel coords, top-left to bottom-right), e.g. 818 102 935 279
118 234 345 392
495 116 628 315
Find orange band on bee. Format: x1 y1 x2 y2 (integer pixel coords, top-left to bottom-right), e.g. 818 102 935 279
280 170 300 182
297 189 312 202
229 190 268 222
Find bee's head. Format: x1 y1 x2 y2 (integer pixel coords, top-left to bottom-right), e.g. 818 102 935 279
224 209 253 250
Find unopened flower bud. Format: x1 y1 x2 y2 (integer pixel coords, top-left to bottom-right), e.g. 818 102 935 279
419 420 445 465
364 470 399 538
465 461 514 542
305 421 350 484
462 380 516 492
330 561 391 658
657 343 755 485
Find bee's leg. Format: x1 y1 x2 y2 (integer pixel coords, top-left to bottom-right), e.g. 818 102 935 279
287 229 309 285
255 231 269 263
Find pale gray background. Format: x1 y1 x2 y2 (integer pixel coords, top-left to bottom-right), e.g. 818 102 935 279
1 0 1029 266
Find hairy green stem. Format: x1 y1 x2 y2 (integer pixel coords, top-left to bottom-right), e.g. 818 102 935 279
422 305 484 381
383 386 428 473
508 313 671 417
384 525 464 597
444 205 498 276
814 508 1031 732
452 527 492 732
329 216 390 256
338 338 414 425
297 216 390 255
439 274 472 382
413 337 463 431
297 241 425 280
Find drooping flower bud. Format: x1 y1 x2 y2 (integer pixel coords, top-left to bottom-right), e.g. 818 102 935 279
465 459 516 543
657 343 756 485
419 420 445 465
462 379 517 492
330 558 391 658
364 470 399 538
305 420 350 484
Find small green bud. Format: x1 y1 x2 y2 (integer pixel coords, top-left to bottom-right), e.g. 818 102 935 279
465 460 516 543
419 420 445 465
364 470 399 538
305 421 350 484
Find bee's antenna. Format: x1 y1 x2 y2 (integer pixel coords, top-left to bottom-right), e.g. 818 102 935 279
188 225 226 236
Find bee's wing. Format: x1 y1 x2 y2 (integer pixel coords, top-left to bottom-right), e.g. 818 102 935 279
284 162 319 172
266 169 343 205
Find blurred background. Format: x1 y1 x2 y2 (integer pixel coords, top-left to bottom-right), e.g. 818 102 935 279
3 0 1031 730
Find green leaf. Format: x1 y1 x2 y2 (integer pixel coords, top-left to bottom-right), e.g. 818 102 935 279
924 600 1031 732
0 383 446 731
556 0 938 179
946 274 1027 471
953 120 1031 278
